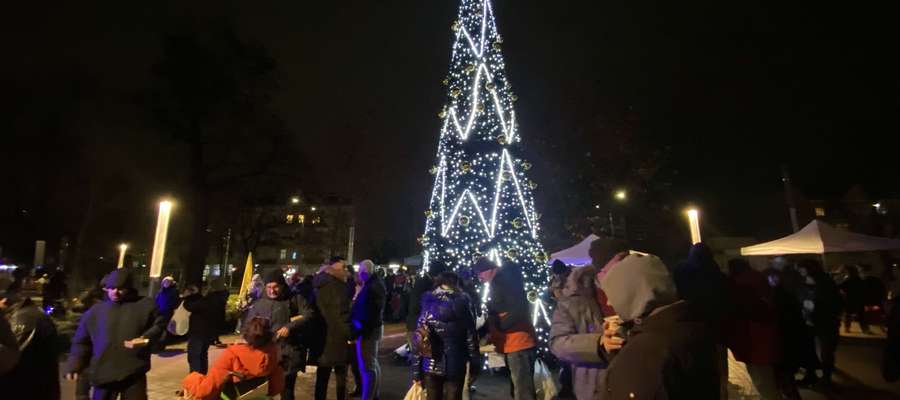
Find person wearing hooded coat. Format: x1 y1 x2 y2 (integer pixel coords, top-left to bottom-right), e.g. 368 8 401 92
242 268 313 400
599 254 720 400
64 269 167 400
182 279 230 374
549 264 609 400
313 256 354 400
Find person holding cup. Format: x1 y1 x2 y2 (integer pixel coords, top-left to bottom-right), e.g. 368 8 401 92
548 238 628 400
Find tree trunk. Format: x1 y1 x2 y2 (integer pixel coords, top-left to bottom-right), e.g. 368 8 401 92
184 140 211 285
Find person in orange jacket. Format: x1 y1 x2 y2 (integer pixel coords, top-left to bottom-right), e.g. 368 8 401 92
181 317 284 400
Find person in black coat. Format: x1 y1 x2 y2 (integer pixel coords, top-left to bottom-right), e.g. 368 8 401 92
64 269 167 400
0 293 62 400
182 279 230 374
313 256 353 400
599 254 720 400
351 260 386 400
411 271 481 400
243 269 314 400
798 259 843 388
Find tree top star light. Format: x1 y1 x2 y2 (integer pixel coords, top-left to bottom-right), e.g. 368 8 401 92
421 0 552 340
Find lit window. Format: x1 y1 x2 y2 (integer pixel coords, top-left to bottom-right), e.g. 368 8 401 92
312 217 322 225
280 249 287 259
292 251 298 260
815 207 826 217
286 214 294 224
298 214 306 224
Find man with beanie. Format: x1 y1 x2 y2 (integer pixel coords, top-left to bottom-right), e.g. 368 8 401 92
64 269 167 400
243 268 313 400
473 257 537 400
599 254 720 399
351 259 386 400
313 256 353 400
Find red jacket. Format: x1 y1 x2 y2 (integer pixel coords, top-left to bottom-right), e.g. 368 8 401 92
182 343 284 400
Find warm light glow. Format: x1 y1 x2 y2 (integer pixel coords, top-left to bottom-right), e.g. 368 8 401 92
614 190 627 201
291 197 300 204
117 243 128 269
311 206 317 211
687 208 701 245
149 201 173 278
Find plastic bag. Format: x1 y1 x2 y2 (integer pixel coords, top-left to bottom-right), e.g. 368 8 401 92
403 381 426 400
168 301 191 336
533 359 559 400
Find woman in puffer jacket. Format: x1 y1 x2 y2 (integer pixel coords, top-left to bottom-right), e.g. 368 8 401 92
411 271 482 400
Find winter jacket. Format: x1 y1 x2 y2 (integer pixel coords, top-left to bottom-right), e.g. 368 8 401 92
486 263 536 353
156 286 180 318
550 265 609 400
183 290 229 340
65 295 167 385
243 291 314 373
313 271 352 367
603 301 719 400
810 273 844 335
351 275 386 339
411 287 480 381
840 275 866 309
182 343 285 400
0 301 62 400
406 275 434 331
726 266 780 365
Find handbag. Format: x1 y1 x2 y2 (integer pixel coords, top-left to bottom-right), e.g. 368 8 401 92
168 301 191 336
403 381 426 400
533 359 560 400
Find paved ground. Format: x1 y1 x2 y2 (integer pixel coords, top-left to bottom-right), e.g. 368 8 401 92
59 323 900 400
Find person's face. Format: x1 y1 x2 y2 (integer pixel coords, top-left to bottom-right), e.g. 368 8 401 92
266 282 281 299
477 268 498 283
105 287 126 302
357 265 370 283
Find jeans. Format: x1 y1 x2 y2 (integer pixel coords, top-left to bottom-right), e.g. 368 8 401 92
505 348 537 400
92 374 147 400
815 329 839 382
315 365 348 400
187 336 212 374
425 374 464 400
357 326 383 400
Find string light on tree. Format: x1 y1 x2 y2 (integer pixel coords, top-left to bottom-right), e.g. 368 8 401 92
420 0 552 352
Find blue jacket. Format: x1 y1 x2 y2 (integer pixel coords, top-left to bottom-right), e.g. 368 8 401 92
411 287 480 381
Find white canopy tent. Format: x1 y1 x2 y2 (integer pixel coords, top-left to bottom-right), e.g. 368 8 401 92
740 220 900 256
550 234 600 266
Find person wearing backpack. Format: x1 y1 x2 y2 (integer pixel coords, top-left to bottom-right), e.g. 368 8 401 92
411 271 481 400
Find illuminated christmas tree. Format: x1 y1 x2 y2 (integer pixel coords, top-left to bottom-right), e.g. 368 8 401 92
421 0 551 332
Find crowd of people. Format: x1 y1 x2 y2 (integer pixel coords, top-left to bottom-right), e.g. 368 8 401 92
2 238 900 400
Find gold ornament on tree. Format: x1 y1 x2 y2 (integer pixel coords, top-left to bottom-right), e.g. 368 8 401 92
438 109 447 118
486 82 496 91
458 216 471 226
511 94 519 102
501 171 513 181
527 290 539 303
424 209 433 217
451 21 460 32
522 161 532 171
512 218 524 229
442 78 449 86
497 135 508 145
493 42 502 51
429 166 438 175
450 88 461 98
529 181 538 190
460 161 472 173
507 248 519 259
476 103 485 113
465 64 476 74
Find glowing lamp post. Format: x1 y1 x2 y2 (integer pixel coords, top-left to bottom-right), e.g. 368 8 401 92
687 208 702 245
117 243 128 269
148 201 173 295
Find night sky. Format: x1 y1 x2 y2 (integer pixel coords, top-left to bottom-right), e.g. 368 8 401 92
2 1 895 260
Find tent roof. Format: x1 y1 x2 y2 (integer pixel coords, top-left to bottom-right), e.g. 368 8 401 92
740 220 900 256
550 234 599 266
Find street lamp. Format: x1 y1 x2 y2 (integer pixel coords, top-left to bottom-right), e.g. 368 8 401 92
149 200 173 296
291 197 300 204
614 190 627 202
117 243 128 269
687 208 701 245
